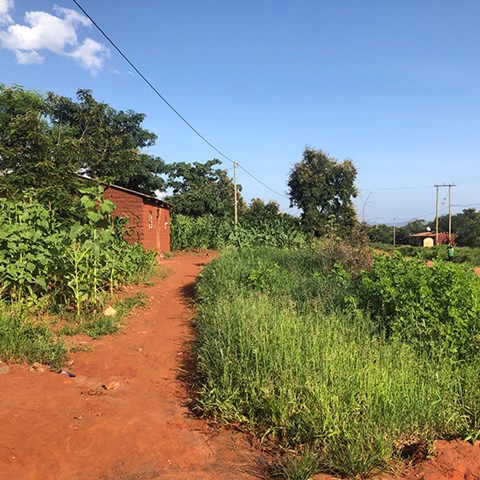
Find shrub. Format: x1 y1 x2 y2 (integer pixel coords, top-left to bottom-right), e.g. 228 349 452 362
358 255 480 360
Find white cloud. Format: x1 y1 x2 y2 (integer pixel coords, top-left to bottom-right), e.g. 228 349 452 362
0 0 14 25
0 3 110 74
69 38 110 74
15 49 43 64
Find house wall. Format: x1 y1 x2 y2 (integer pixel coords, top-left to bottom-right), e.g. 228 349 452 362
141 202 171 252
103 186 144 245
102 186 171 252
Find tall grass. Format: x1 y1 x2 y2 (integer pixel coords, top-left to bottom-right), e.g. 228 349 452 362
0 303 66 368
193 248 480 477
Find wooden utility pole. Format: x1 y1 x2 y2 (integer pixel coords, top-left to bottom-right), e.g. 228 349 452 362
393 218 396 246
233 162 238 225
434 183 456 244
435 185 439 245
448 184 454 243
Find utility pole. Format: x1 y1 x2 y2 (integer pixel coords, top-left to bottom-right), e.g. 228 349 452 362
434 183 456 244
393 218 396 246
448 184 454 243
435 185 439 245
233 161 238 225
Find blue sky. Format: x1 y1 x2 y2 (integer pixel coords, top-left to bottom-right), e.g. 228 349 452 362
1 0 479 224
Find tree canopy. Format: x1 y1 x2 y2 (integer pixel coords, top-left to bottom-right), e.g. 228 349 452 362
288 147 358 235
0 85 166 208
435 209 480 247
164 159 244 218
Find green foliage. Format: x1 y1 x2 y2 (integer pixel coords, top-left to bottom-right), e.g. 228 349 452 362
0 187 156 315
366 223 393 244
0 84 166 210
0 195 64 300
288 147 358 235
46 89 166 195
431 209 480 247
358 255 480 360
371 243 480 266
170 214 310 251
164 159 244 218
268 449 320 480
243 198 282 223
170 215 232 250
193 247 480 478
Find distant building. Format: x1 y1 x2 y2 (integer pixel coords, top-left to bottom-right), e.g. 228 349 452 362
102 184 171 252
408 232 456 247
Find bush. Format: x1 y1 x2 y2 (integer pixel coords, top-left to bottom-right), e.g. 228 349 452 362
358 255 480 360
0 187 157 314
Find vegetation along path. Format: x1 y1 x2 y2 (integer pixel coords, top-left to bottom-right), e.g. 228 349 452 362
1 252 479 480
0 253 265 480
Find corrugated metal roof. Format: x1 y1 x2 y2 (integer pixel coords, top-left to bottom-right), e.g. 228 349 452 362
76 174 172 209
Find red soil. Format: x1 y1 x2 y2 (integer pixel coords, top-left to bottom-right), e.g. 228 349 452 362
0 252 478 480
0 253 265 480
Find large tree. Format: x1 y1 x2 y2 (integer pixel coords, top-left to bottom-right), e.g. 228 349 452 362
0 85 166 206
288 147 358 235
164 159 244 218
436 208 480 247
45 89 166 194
0 84 81 207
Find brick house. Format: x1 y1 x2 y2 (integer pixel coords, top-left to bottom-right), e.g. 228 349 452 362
102 184 172 252
408 232 457 247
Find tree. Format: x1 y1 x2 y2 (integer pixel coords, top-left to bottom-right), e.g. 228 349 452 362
436 209 480 247
0 85 166 208
0 84 82 208
288 147 358 235
45 89 166 194
366 223 393 244
244 198 281 223
164 159 244 218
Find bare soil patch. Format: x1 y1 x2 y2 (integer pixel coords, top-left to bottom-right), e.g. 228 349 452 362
0 252 478 479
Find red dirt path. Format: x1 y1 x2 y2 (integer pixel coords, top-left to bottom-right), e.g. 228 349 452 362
0 254 265 480
0 253 479 480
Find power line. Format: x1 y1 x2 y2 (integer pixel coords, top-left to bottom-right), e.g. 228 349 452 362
452 173 480 185
358 185 433 192
70 0 288 200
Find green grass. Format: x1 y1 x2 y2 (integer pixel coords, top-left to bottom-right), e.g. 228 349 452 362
0 305 66 369
0 291 149 367
193 247 480 477
58 293 148 339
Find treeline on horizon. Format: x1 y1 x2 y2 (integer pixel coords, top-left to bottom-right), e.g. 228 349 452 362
367 211 480 248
